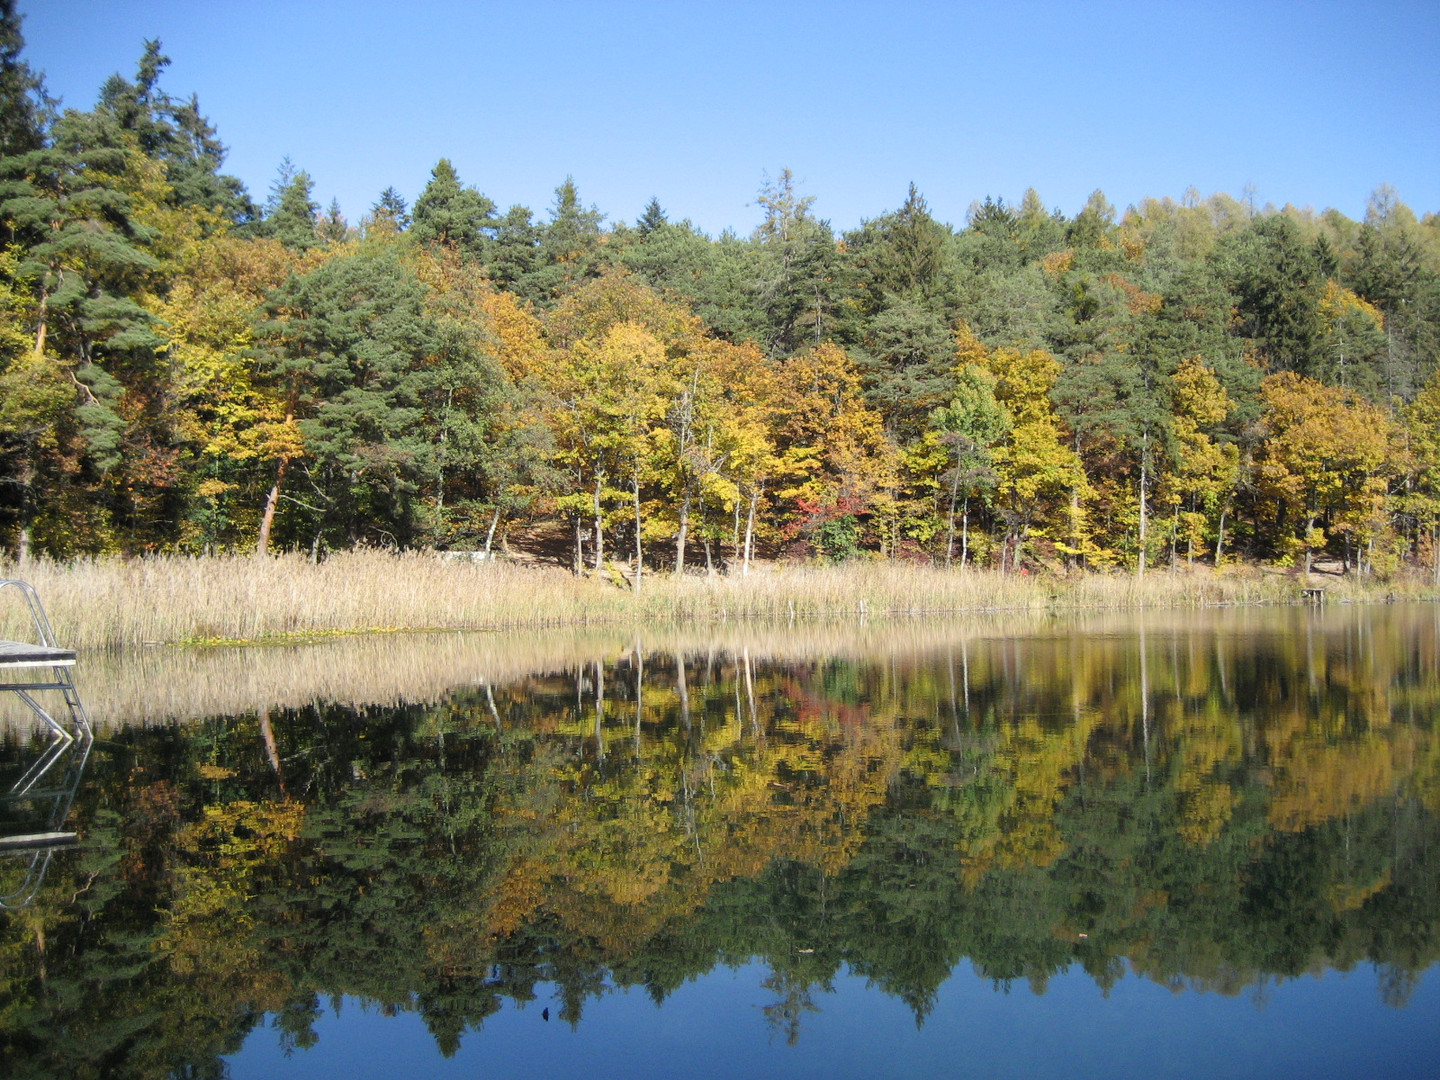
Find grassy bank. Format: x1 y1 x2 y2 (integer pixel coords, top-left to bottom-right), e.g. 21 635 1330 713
1 551 1434 650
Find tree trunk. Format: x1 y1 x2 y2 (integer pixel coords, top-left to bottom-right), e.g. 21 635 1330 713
31 271 51 358
1304 513 1316 577
633 644 644 752
257 398 297 557
593 659 605 763
593 474 605 573
732 500 741 571
1216 508 1227 568
258 707 287 794
1137 432 1149 579
484 505 501 557
633 471 643 594
436 389 452 517
675 489 690 575
742 647 758 735
961 497 971 569
945 471 960 566
743 487 758 576
676 653 690 731
16 455 34 565
1170 501 1179 572
1070 478 1084 570
256 455 289 556
573 513 584 576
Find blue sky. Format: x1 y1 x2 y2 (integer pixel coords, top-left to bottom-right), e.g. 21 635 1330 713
16 0 1440 236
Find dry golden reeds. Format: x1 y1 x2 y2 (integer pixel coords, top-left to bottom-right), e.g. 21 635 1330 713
0 551 1430 651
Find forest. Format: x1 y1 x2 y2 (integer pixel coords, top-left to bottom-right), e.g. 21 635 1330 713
4 15 1440 579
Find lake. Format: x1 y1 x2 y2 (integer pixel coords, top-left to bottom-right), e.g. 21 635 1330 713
2 604 1439 1079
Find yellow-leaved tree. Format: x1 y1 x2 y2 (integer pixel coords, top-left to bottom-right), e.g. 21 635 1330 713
1256 372 1392 575
1400 370 1440 584
770 342 898 559
974 330 1089 570
542 272 702 576
154 234 321 552
1168 356 1239 565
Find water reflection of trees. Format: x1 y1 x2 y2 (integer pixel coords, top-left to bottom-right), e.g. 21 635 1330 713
3 608 1440 1076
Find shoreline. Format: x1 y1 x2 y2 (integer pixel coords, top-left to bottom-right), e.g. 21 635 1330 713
2 550 1434 651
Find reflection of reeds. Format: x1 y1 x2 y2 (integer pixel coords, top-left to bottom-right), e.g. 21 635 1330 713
0 550 1430 651
2 602 1433 731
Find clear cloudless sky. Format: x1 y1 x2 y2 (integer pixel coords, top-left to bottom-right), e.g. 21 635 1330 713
15 0 1440 236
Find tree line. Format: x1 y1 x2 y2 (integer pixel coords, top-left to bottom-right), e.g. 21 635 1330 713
4 17 1440 577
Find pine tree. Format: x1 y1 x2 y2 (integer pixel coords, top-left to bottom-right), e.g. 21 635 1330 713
411 158 494 258
636 196 667 237
264 164 321 250
94 39 253 222
0 0 48 156
370 186 410 232
752 169 845 356
256 249 439 547
527 176 606 300
843 183 952 319
318 197 348 243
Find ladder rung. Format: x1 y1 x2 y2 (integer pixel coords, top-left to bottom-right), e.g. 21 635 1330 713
0 831 77 850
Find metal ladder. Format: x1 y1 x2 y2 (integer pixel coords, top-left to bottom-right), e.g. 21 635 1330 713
0 578 91 745
0 579 93 908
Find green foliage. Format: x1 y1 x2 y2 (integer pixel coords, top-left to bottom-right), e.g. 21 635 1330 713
95 39 253 223
1224 213 1326 375
411 158 494 258
0 0 47 158
260 160 322 250
258 247 438 546
751 169 847 357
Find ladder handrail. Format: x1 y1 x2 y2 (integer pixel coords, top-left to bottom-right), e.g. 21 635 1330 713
0 579 62 649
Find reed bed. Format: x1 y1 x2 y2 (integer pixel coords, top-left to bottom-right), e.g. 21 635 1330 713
0 551 1432 651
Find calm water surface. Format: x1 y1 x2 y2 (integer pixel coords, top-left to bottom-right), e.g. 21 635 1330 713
2 605 1439 1079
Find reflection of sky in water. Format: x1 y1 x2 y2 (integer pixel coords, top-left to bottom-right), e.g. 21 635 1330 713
229 961 1440 1080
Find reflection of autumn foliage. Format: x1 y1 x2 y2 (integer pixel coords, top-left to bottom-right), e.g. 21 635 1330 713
119 776 185 884
471 620 1440 996
957 712 1100 884
163 800 305 1010
6 613 1440 1073
481 657 902 959
1268 734 1403 833
482 855 550 944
